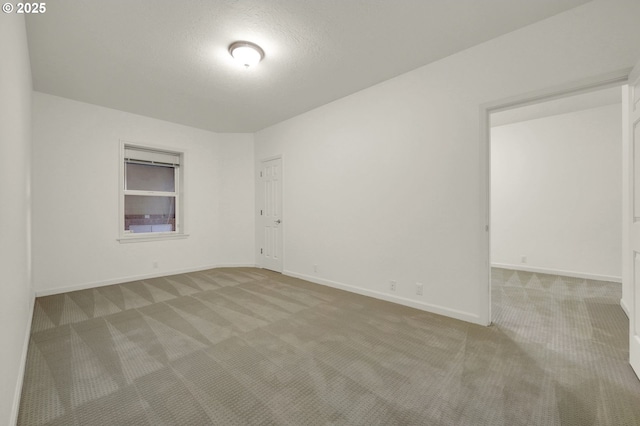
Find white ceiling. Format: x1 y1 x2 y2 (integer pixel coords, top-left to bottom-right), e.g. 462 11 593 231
26 0 590 133
491 86 621 127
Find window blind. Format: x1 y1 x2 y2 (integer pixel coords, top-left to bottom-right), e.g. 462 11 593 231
124 147 180 166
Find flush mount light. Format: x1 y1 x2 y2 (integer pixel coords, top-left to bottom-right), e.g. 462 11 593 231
228 41 264 68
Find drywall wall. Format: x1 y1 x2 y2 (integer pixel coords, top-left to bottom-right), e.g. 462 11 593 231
32 93 255 294
255 0 640 325
491 104 622 281
0 14 33 425
218 133 256 265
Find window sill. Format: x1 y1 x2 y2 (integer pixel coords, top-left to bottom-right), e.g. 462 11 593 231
117 233 190 244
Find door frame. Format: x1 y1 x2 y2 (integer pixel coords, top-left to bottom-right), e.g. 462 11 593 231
257 155 284 272
626 61 640 377
478 68 630 326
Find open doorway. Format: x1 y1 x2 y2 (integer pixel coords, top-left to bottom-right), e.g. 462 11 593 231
488 85 623 325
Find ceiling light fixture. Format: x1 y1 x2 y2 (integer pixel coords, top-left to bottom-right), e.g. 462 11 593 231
228 41 264 68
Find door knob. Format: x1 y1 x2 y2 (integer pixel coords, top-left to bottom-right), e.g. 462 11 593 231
275 219 281 224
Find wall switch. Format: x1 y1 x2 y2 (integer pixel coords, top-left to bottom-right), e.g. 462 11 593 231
416 282 423 296
521 256 527 264
390 280 397 292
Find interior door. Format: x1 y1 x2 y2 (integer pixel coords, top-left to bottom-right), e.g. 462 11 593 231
627 59 640 378
260 157 283 272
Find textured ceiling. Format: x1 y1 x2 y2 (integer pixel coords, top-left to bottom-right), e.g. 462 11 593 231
26 0 591 133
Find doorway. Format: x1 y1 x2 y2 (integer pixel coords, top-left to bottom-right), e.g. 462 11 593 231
479 71 629 326
490 87 622 280
489 86 623 329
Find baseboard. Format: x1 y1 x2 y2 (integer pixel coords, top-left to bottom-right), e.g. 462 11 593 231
215 263 259 269
34 262 480 324
284 270 482 325
621 298 630 318
491 263 622 283
10 291 35 425
35 263 259 297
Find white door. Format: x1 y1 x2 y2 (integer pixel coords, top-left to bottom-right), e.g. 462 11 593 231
260 158 283 272
626 59 640 378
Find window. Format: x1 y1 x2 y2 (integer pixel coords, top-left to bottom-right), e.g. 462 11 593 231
119 143 186 242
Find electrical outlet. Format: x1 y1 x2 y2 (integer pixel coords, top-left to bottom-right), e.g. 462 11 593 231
153 261 159 269
416 282 423 296
521 256 527 264
389 280 397 292
313 264 318 273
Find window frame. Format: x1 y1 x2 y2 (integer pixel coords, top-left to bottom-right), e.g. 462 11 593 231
118 141 188 243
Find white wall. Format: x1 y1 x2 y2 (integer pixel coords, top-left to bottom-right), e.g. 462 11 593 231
255 0 640 325
32 93 255 294
218 133 256 265
491 104 622 281
0 14 33 426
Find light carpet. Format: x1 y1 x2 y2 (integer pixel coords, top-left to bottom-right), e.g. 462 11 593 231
17 267 640 425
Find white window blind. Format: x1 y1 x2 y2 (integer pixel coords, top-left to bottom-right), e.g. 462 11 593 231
124 147 180 166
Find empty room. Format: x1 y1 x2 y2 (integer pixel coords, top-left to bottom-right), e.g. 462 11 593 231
3 1 640 425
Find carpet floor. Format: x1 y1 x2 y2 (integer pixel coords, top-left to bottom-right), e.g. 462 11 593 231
17 267 640 425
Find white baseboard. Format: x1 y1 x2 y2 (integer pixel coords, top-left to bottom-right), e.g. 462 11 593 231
35 263 258 297
621 298 630 318
34 262 480 324
491 263 622 283
283 270 482 325
10 291 35 426
215 263 259 269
